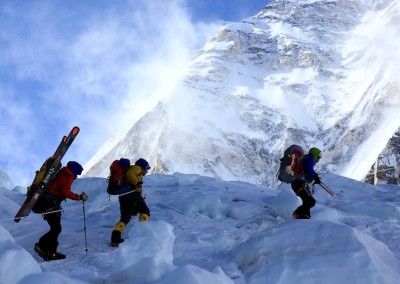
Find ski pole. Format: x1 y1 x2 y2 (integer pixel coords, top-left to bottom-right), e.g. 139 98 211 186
82 200 88 254
319 182 335 196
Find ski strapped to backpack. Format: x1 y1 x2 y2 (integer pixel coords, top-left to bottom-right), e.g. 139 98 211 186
277 145 305 183
14 126 80 223
26 156 63 199
107 158 130 195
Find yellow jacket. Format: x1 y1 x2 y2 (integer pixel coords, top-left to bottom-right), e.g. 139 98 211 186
125 164 143 191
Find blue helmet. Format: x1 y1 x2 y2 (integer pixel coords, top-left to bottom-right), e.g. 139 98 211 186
67 161 84 179
135 158 150 170
118 158 131 168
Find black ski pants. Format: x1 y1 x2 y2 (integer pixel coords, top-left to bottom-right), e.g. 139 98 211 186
119 191 150 225
38 211 62 254
291 180 316 218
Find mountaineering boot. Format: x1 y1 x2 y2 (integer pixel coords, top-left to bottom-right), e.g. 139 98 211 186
34 243 50 261
111 230 124 247
111 221 126 247
35 243 66 261
293 212 311 219
47 251 66 261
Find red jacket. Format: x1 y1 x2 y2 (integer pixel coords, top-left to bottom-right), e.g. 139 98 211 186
48 167 80 202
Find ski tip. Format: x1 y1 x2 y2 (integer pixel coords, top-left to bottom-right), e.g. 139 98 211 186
14 217 21 223
72 127 80 135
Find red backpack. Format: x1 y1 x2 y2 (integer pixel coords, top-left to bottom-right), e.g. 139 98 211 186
277 145 305 183
107 159 130 195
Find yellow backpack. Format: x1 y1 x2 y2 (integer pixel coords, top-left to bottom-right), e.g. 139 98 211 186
26 157 62 197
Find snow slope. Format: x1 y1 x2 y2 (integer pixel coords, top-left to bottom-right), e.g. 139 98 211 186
0 166 14 190
1 172 400 283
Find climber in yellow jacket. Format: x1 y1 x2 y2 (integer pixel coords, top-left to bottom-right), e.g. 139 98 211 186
111 158 151 247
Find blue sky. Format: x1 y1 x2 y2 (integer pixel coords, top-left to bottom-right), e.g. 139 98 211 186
0 0 269 186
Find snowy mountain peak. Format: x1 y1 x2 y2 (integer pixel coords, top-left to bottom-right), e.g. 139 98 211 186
84 0 400 187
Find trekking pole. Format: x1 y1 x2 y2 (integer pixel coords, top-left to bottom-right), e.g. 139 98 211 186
82 200 88 254
319 182 336 196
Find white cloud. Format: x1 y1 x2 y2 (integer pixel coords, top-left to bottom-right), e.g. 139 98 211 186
0 0 222 186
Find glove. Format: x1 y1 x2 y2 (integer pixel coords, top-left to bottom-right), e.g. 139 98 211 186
314 176 321 184
79 192 88 201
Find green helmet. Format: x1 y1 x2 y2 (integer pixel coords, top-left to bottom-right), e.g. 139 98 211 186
309 147 321 160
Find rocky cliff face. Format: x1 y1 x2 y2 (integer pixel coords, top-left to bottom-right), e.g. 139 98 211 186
365 129 400 185
84 0 400 187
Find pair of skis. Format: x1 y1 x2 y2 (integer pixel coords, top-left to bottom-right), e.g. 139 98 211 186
14 126 80 223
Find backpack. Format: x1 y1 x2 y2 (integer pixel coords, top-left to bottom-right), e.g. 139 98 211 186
27 157 62 198
107 159 129 195
277 145 305 183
